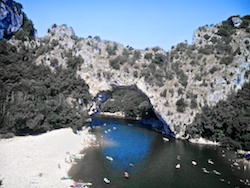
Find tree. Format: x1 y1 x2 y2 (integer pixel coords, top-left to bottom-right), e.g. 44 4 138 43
176 98 187 113
15 13 36 41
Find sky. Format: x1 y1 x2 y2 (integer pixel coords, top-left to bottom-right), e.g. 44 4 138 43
17 0 250 51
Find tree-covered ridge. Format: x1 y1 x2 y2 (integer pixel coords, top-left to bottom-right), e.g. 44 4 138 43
187 82 250 150
0 39 91 137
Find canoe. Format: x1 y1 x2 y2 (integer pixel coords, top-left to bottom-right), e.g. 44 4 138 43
124 171 129 178
192 160 197 166
175 164 181 169
106 156 114 161
208 159 214 165
163 137 169 142
103 177 111 184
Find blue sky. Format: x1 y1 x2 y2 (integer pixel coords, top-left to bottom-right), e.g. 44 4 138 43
18 0 249 51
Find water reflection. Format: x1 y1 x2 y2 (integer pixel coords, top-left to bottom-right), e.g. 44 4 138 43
69 117 250 188
91 117 154 173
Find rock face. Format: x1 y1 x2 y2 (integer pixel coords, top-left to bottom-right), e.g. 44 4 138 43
0 0 23 39
27 16 250 138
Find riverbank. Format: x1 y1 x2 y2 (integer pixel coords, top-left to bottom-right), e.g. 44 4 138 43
189 137 220 146
98 112 140 120
0 127 95 188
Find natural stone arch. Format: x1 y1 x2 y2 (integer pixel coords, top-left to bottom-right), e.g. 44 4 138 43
87 83 176 136
38 24 249 138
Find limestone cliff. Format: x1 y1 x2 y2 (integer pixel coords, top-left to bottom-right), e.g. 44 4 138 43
21 16 250 138
0 0 23 39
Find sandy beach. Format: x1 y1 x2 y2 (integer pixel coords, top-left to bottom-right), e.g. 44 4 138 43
0 127 95 188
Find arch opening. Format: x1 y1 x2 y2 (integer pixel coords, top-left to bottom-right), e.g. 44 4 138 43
90 85 175 137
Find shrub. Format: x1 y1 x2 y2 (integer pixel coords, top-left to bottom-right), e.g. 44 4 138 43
177 88 184 95
50 58 59 67
152 46 161 52
148 63 156 73
198 45 214 55
51 39 59 47
152 53 166 65
210 37 218 43
109 55 126 70
14 13 36 41
133 50 141 61
160 89 167 97
133 71 138 78
216 18 235 37
154 70 164 87
203 34 210 40
209 66 218 74
240 17 250 29
176 98 187 113
144 52 153 60
106 44 117 56
190 98 197 109
94 36 101 41
219 55 234 65
175 42 188 52
109 59 120 70
122 48 130 58
165 71 173 80
67 55 84 70
178 70 188 87
215 44 232 54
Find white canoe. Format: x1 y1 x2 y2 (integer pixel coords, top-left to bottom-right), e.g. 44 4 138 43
103 177 111 184
106 156 114 161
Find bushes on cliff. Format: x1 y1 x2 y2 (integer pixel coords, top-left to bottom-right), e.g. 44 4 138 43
240 15 250 30
106 43 117 56
109 55 127 70
67 54 84 70
187 82 250 150
216 17 236 38
144 52 153 60
176 98 187 113
14 13 36 41
219 55 234 65
152 53 166 65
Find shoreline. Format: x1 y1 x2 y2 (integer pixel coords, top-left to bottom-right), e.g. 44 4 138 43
188 137 220 146
97 112 140 121
0 127 95 188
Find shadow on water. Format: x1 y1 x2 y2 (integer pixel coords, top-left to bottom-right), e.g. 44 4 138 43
68 117 250 188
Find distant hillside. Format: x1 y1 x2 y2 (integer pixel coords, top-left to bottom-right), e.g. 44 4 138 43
0 1 250 149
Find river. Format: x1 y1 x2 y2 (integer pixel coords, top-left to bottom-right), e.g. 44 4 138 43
68 116 250 188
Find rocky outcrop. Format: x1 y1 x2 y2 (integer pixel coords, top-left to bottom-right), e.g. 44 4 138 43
25 16 250 138
0 0 23 39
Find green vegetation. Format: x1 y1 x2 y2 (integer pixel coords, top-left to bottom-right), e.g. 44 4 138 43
14 13 36 41
66 54 84 70
216 17 236 38
106 43 117 56
133 50 141 61
240 15 250 31
152 53 166 65
176 98 187 113
0 39 91 137
219 56 234 65
144 52 153 60
109 55 127 70
100 89 151 118
187 82 250 150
